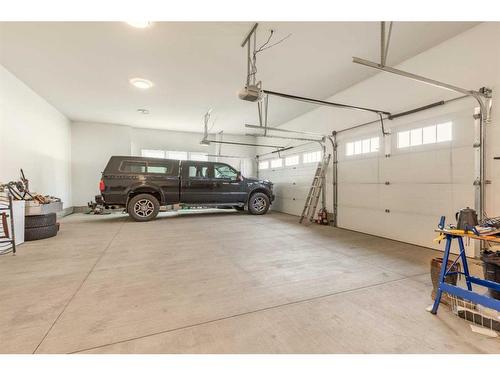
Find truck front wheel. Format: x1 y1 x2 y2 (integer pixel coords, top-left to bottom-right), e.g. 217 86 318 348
248 192 270 215
128 194 160 222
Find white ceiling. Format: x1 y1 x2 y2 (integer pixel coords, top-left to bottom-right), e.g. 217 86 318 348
0 22 478 134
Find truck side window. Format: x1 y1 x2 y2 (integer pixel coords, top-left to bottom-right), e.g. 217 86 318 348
189 165 209 178
147 162 170 174
214 164 237 179
120 161 146 173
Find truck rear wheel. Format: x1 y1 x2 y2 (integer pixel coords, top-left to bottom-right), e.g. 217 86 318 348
248 192 270 215
128 194 160 222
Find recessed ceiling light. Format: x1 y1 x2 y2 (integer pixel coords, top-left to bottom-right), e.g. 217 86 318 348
130 78 154 90
137 109 150 115
126 21 152 29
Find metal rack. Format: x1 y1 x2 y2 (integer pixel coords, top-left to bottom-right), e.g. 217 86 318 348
0 194 16 255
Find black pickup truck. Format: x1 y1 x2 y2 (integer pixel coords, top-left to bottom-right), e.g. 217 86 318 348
95 156 274 221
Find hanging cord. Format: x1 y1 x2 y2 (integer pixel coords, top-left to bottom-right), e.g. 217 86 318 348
247 29 292 84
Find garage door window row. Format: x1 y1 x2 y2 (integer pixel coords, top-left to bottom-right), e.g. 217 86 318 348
397 122 452 149
141 149 209 161
258 151 322 170
345 137 380 156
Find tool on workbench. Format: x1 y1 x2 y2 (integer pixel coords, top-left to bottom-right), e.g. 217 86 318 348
456 207 478 230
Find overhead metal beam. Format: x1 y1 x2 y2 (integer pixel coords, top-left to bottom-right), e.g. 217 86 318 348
262 89 391 115
203 139 284 149
207 153 249 159
380 22 386 65
270 146 295 154
388 100 445 120
336 95 469 134
240 23 258 47
247 132 324 143
256 141 318 158
352 57 478 97
245 123 326 137
380 21 393 66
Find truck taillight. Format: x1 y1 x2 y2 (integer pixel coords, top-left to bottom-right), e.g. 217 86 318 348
99 179 105 192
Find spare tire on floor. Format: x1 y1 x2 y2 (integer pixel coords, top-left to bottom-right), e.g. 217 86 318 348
25 224 58 241
25 213 57 228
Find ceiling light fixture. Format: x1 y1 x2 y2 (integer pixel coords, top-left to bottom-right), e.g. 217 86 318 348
126 21 152 29
129 78 154 90
137 109 150 115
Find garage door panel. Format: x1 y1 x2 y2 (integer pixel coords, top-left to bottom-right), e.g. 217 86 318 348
338 183 380 210
452 184 475 212
336 107 475 255
271 197 304 216
381 184 453 217
382 149 451 184
451 111 476 147
384 211 441 249
451 147 474 184
409 149 451 183
384 211 474 256
339 207 389 238
274 183 310 200
338 158 379 184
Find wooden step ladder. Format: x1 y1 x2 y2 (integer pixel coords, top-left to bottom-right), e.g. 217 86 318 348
299 153 331 224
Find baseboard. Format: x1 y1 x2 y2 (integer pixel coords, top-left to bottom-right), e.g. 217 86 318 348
57 206 75 218
71 206 89 213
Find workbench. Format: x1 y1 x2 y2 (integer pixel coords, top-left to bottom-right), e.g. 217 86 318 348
431 228 500 314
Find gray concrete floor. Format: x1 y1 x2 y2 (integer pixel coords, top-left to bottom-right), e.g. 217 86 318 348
1 210 499 354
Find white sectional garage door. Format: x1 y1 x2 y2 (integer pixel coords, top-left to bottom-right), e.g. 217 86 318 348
259 146 322 216
337 105 477 255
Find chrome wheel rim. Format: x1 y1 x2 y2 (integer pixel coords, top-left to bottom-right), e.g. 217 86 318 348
252 197 266 212
134 199 154 217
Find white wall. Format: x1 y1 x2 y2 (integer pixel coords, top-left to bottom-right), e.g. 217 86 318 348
71 122 257 206
71 122 132 206
0 65 72 208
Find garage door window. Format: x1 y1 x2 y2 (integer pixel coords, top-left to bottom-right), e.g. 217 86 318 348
259 161 269 170
285 155 299 166
166 151 188 160
270 158 283 168
141 149 165 158
436 122 452 142
142 149 207 161
303 151 321 163
398 122 452 149
346 137 379 156
189 152 209 161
